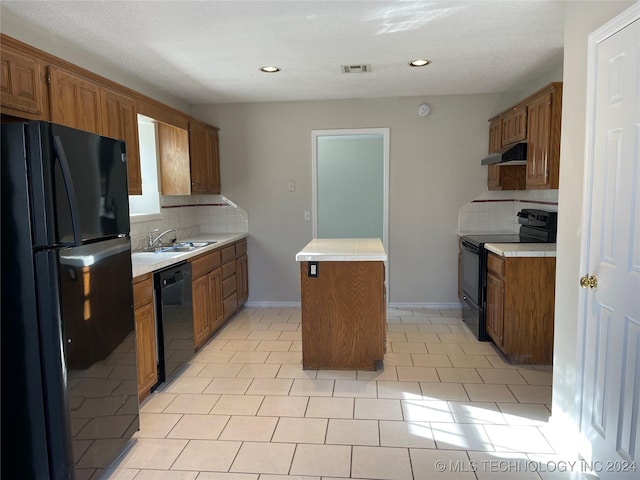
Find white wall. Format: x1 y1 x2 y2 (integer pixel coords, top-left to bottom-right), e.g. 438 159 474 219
193 95 501 306
551 0 634 445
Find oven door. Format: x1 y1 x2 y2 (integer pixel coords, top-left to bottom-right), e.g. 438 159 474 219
460 240 481 304
460 239 487 341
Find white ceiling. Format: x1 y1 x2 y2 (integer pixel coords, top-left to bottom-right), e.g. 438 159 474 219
1 1 565 105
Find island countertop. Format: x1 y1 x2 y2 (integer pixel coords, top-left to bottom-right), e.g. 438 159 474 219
295 238 387 262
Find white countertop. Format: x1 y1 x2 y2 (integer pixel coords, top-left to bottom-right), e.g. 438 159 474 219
295 238 387 262
131 233 248 277
485 243 556 258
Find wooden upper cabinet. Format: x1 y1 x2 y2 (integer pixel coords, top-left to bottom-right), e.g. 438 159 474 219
49 65 102 134
189 120 221 194
208 126 221 194
485 82 562 191
501 105 527 146
101 88 142 195
158 122 191 195
0 42 49 120
526 84 562 189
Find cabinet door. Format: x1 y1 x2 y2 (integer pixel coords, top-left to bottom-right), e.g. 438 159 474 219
485 272 504 348
208 126 221 194
49 65 102 134
189 122 221 195
189 121 209 194
135 302 158 398
0 44 49 119
209 268 224 332
157 122 191 195
526 91 553 188
192 274 212 348
101 88 142 195
501 105 527 145
487 118 502 189
236 254 248 306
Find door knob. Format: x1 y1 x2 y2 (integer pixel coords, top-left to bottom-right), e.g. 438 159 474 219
579 275 598 289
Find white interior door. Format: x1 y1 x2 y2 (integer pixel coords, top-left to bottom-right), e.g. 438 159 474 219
577 6 639 477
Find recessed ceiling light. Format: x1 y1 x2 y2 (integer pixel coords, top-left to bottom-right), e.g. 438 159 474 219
260 66 280 73
409 59 431 67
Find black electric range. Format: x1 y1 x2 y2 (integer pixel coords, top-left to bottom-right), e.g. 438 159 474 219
459 209 557 340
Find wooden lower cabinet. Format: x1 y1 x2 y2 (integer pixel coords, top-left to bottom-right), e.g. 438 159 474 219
190 239 248 349
300 260 386 370
485 272 504 348
190 249 223 349
133 273 157 401
485 252 556 364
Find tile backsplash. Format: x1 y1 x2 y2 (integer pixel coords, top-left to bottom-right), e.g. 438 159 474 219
458 189 558 234
130 195 248 250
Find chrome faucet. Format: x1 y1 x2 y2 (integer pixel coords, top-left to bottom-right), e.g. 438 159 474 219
148 228 178 247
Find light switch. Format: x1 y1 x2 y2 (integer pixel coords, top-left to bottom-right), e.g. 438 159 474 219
288 180 296 192
304 211 311 221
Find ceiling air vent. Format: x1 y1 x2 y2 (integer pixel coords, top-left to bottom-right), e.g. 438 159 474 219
340 64 372 73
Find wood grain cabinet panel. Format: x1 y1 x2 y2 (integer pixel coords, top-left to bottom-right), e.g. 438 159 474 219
189 249 228 349
485 252 556 364
526 85 562 189
101 88 142 195
48 65 102 134
157 122 191 195
133 273 157 401
485 82 562 191
192 273 213 348
0 43 49 119
501 105 527 145
189 120 221 194
300 260 385 370
486 272 504 347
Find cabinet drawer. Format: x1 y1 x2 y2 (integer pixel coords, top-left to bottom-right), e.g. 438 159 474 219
223 293 238 319
190 250 221 278
235 239 247 257
221 245 236 264
133 273 153 309
223 274 237 298
222 260 236 279
487 253 505 277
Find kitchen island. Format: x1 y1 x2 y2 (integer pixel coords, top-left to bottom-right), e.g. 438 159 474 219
296 238 387 370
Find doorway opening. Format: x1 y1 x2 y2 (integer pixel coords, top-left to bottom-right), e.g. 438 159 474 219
311 127 390 281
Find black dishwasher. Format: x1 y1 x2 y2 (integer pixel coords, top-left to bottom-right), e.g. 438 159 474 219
154 261 193 385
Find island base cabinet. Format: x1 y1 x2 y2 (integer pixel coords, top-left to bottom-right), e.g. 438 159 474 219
300 261 385 370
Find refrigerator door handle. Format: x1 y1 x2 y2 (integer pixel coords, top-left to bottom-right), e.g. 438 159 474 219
52 136 82 246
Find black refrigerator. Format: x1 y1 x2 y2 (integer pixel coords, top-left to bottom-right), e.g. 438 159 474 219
1 121 139 479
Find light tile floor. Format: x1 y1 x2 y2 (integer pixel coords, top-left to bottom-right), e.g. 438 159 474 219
102 307 571 480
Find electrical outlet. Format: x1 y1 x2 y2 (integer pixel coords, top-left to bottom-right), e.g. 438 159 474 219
288 180 296 192
308 262 318 277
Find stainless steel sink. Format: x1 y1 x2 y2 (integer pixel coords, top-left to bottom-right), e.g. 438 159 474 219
137 241 216 254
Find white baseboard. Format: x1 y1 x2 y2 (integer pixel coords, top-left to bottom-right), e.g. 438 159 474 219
244 301 301 308
388 302 462 310
244 301 462 310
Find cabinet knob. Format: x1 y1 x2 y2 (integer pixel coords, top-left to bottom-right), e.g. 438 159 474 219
579 275 598 289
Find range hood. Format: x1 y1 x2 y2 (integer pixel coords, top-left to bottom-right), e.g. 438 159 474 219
481 142 527 166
